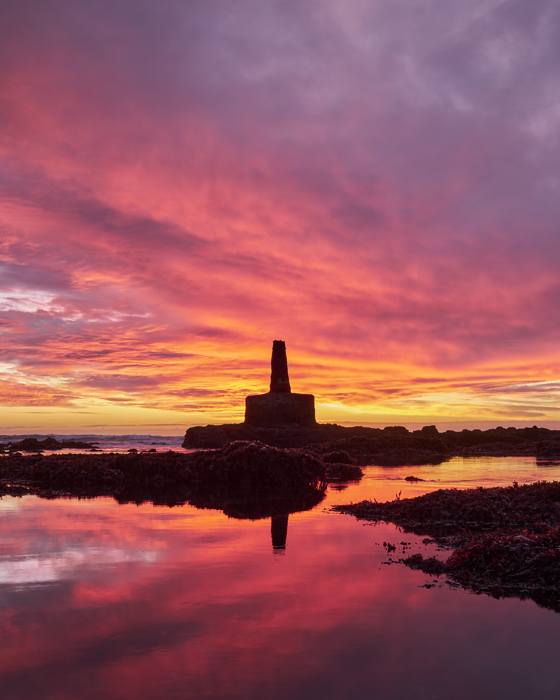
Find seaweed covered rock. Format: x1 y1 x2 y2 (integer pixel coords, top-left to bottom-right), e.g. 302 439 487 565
184 422 560 464
321 450 354 464
324 462 363 482
182 424 231 448
336 481 560 611
336 481 560 534
0 441 327 516
536 441 560 458
446 528 560 592
188 441 325 499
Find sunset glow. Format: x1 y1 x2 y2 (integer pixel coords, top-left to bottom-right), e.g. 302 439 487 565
2 1 560 432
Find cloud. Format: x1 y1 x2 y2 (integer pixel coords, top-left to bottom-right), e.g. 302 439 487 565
0 0 559 426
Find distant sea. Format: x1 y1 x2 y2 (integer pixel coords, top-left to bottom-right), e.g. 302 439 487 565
0 434 188 453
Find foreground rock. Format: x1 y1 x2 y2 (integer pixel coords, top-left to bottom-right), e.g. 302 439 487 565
335 481 560 612
184 423 560 466
0 441 349 518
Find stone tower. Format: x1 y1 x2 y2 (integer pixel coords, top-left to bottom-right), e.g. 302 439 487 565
270 340 291 393
244 340 316 426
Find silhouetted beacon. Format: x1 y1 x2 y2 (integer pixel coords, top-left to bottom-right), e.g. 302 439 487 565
244 340 316 426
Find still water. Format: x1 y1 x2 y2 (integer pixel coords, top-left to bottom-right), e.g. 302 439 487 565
2 456 560 699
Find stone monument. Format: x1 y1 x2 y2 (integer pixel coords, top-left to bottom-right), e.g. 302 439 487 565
244 340 316 426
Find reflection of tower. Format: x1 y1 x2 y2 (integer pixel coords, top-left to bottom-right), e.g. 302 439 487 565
271 514 289 551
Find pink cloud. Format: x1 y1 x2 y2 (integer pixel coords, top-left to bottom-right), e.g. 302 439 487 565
1 1 560 426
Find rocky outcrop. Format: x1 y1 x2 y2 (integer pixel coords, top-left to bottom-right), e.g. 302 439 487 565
0 441 337 517
0 437 97 452
183 423 449 465
184 423 560 466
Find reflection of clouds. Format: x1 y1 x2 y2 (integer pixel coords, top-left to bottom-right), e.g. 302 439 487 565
0 548 158 586
0 498 22 513
0 474 558 699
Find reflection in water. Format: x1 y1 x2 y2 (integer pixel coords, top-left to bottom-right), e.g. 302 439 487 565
271 514 289 551
537 458 560 467
1 457 560 700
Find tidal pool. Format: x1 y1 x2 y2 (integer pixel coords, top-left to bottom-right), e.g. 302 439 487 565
1 457 560 699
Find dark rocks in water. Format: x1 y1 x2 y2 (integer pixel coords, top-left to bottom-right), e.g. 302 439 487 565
442 425 560 456
336 481 560 533
420 424 438 435
0 441 328 518
3 437 97 452
404 475 425 482
403 553 447 575
183 424 232 448
336 481 560 612
536 441 560 458
324 462 363 482
313 433 448 468
183 423 448 466
370 447 447 467
189 441 325 499
184 423 560 467
183 423 329 449
321 450 354 464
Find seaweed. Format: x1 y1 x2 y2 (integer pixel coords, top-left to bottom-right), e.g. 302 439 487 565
0 441 335 519
335 481 560 611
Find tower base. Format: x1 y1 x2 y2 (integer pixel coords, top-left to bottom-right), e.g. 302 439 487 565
244 392 316 427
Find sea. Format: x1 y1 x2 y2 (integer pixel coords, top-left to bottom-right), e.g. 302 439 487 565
0 433 187 453
1 437 560 699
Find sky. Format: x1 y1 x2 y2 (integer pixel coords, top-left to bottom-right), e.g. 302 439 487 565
1 0 560 433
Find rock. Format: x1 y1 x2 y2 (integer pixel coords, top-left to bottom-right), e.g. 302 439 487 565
325 462 363 482
321 450 354 464
537 441 560 457
403 554 446 575
183 424 230 448
373 447 447 466
5 437 96 452
0 441 328 517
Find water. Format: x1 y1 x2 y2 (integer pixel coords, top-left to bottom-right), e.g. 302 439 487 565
0 434 187 453
2 455 560 699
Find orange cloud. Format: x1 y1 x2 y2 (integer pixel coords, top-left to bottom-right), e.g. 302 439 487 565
1 1 560 430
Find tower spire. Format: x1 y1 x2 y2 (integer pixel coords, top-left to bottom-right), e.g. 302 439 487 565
270 340 291 393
